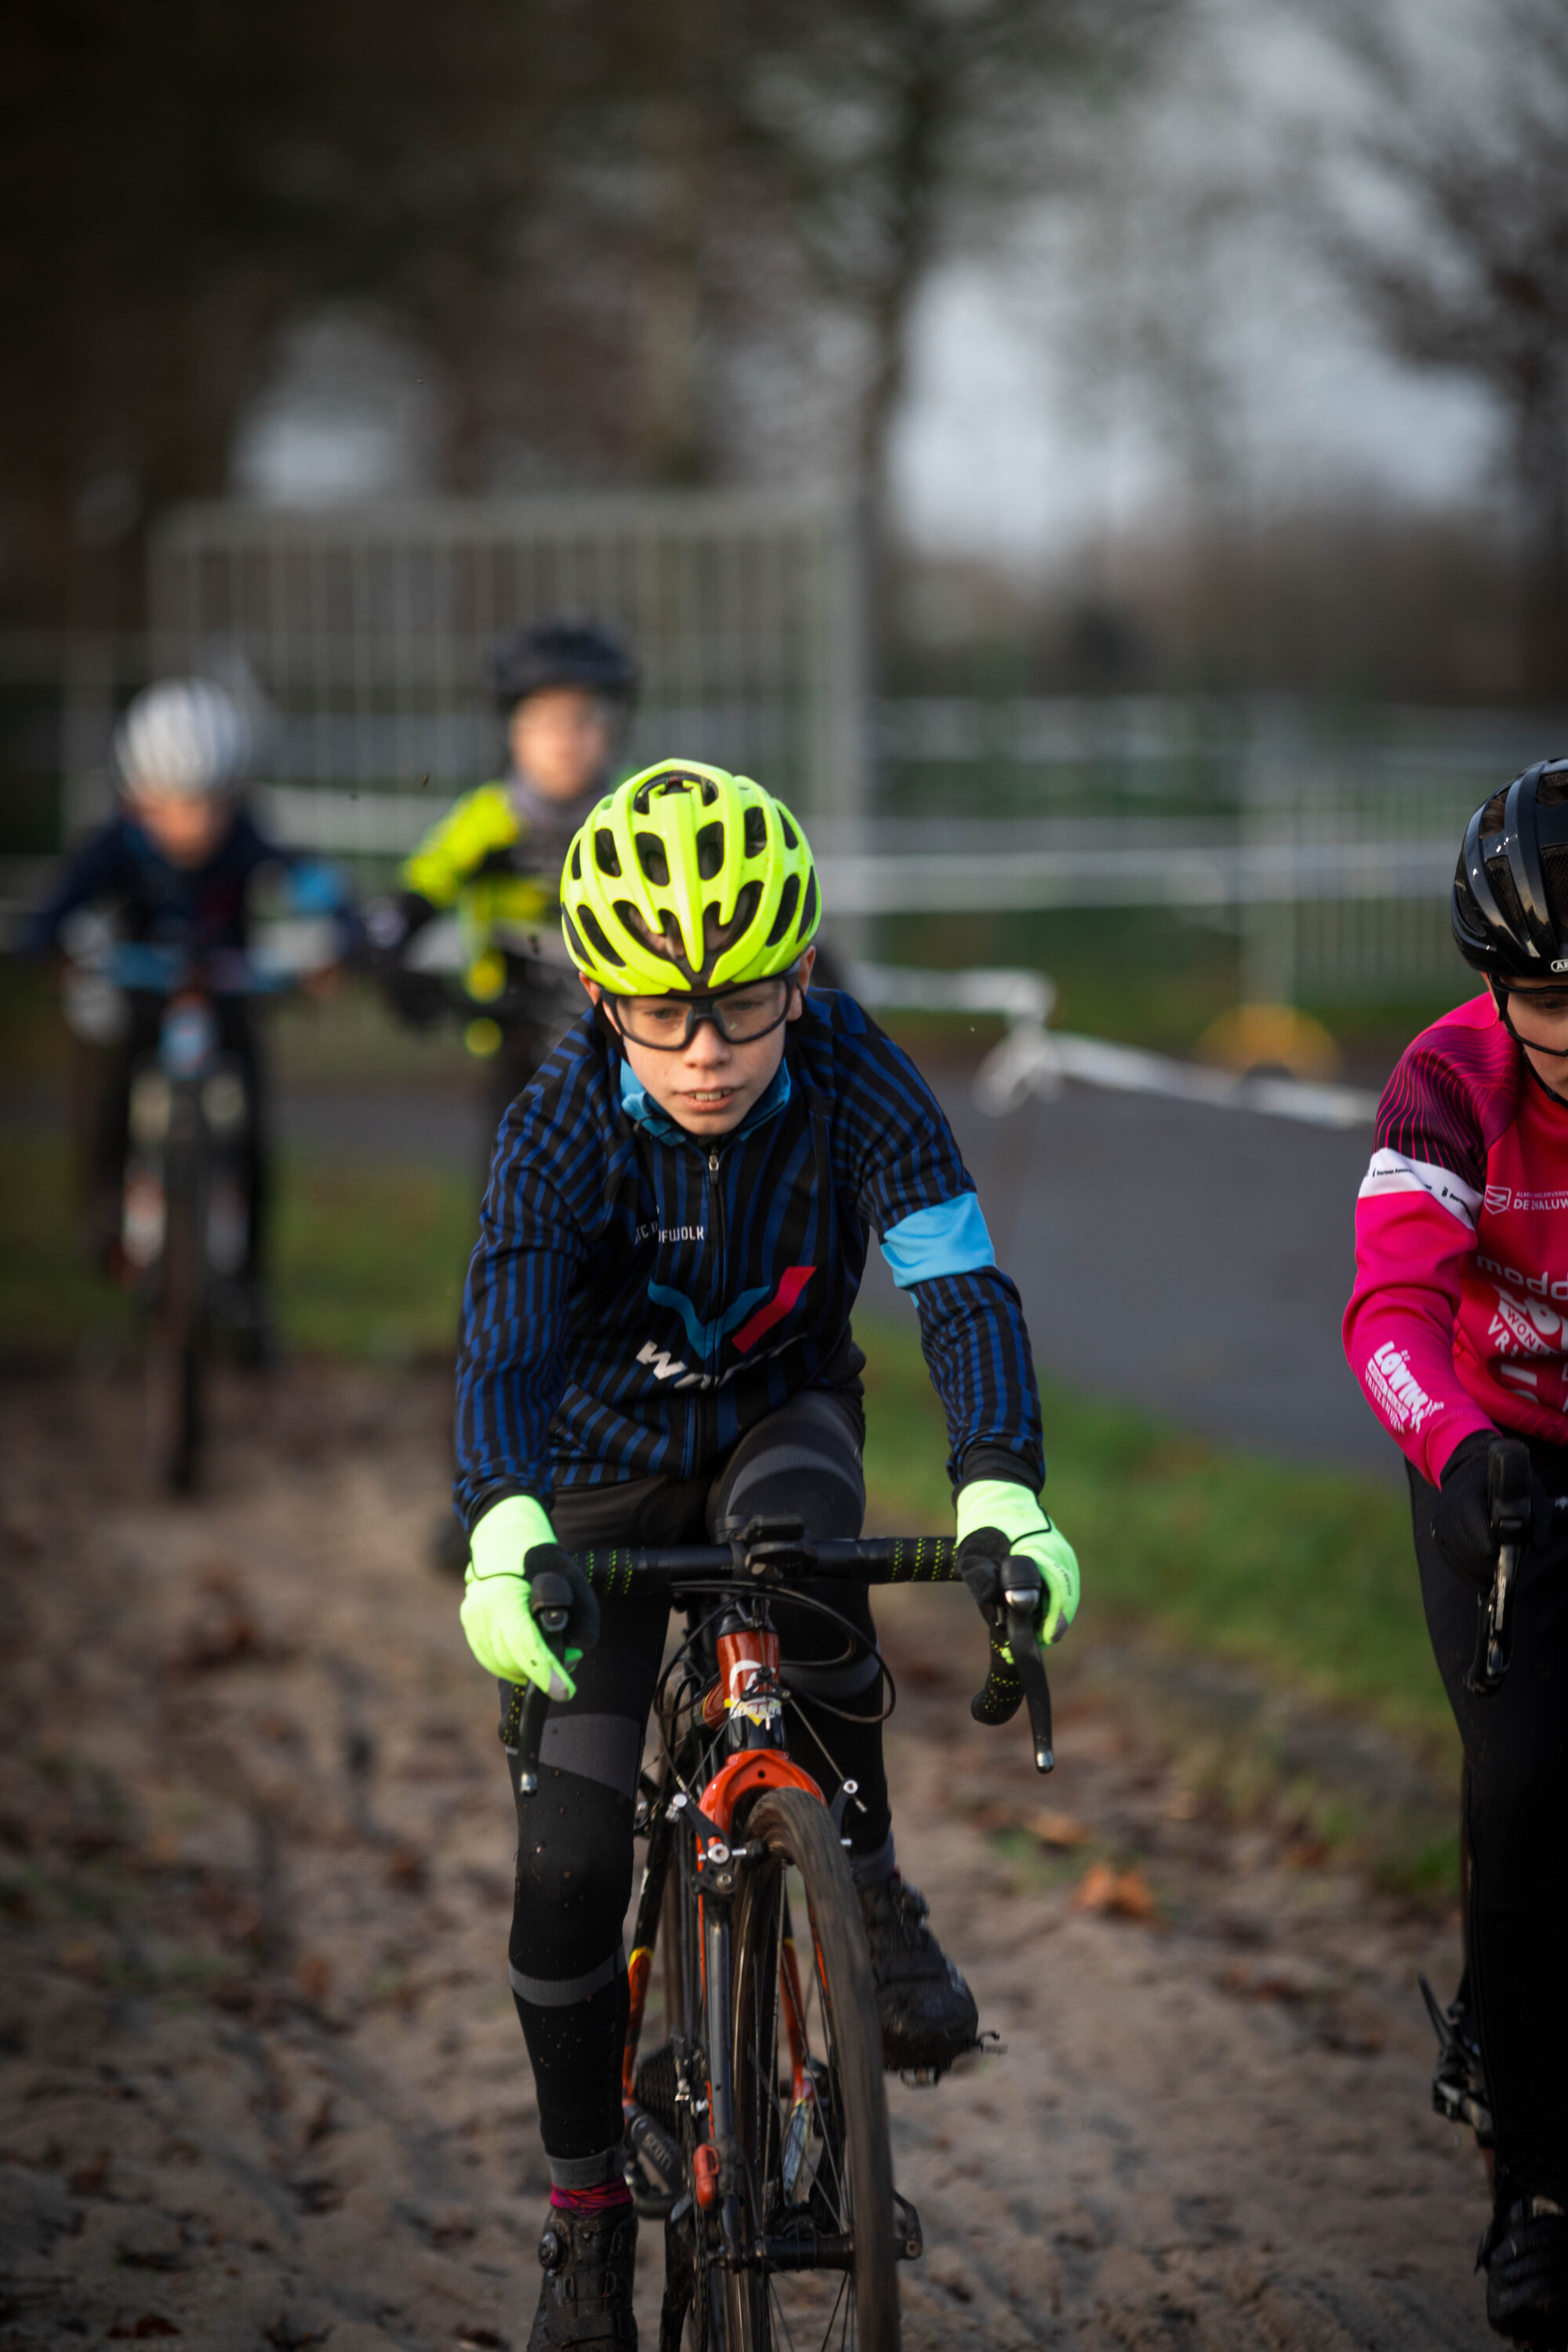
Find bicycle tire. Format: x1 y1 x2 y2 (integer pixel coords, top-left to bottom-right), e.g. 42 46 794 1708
729 1788 898 2352
146 1142 205 1494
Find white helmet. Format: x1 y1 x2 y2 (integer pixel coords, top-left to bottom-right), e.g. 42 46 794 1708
114 677 252 800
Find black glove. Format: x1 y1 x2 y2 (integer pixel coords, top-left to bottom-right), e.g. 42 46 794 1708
1432 1432 1545 1589
956 1525 1010 1620
521 1543 601 1661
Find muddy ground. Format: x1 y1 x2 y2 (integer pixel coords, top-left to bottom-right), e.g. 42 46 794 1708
0 1363 1494 2350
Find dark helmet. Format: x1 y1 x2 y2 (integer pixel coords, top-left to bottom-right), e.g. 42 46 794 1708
1453 760 1568 979
489 619 638 712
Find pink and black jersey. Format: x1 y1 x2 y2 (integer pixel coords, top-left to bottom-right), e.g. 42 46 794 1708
1345 989 1568 1482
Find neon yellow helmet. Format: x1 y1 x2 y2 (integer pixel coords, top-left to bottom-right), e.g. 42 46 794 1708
561 760 819 993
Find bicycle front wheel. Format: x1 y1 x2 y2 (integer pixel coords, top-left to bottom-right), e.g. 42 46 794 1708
730 1787 898 2352
146 1152 205 1494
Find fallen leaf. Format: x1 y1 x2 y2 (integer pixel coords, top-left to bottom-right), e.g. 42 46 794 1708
1221 1955 1325 2004
1027 1809 1089 1850
1073 1862 1156 1922
67 2151 113 2195
296 1955 332 2002
1284 1836 1330 1869
384 1847 427 1895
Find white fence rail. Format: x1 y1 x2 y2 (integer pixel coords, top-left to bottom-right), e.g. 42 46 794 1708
847 963 1379 1128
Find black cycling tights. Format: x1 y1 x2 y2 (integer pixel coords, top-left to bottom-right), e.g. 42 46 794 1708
501 1390 887 2166
1411 1446 1568 2200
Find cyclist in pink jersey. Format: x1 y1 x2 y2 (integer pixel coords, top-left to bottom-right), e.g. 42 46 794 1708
1345 760 1568 2346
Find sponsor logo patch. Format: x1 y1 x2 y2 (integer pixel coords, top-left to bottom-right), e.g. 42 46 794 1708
1365 1340 1439 1432
1490 1291 1560 1358
1475 1255 1568 1301
1485 1185 1512 1212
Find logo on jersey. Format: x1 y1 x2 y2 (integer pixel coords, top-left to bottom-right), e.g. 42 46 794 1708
1485 1185 1513 1213
1475 1254 1568 1302
1487 1287 1564 1360
1365 1341 1438 1432
637 1265 815 1385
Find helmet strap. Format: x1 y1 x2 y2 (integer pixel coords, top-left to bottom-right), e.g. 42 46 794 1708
1490 978 1568 1061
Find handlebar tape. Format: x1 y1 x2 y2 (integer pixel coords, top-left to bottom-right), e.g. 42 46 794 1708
971 1625 1025 1727
564 1537 960 1595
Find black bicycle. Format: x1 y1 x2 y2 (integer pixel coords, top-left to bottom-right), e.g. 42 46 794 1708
82 934 336 1490
508 1514 1055 2352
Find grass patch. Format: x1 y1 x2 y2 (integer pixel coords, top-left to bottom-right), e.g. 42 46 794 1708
0 1134 136 1355
0 1134 474 1366
272 1154 475 1361
858 1308 1449 1755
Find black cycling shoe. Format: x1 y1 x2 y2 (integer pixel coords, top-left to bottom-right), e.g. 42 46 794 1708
858 1873 979 2078
528 2201 638 2352
1479 2192 1568 2344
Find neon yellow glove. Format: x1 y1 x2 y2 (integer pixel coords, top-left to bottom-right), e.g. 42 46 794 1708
955 1478 1080 1646
459 1495 585 1697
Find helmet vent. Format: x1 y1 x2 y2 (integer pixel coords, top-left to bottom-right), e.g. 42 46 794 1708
695 822 724 880
766 873 800 945
593 829 620 877
781 815 797 850
635 833 670 887
743 808 768 858
569 843 582 880
801 870 818 934
566 905 622 967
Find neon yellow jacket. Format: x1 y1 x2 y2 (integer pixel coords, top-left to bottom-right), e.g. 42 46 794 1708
401 781 563 995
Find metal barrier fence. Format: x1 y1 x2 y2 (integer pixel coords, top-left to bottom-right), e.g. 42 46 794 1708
148 492 866 829
4 513 1565 1005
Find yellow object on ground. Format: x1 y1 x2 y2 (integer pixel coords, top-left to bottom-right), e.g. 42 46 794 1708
1196 1003 1341 1081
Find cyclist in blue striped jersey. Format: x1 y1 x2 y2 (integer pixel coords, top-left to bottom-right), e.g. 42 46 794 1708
453 760 1079 2352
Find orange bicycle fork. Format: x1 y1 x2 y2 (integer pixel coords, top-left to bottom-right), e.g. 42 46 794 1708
619 1605 826 2260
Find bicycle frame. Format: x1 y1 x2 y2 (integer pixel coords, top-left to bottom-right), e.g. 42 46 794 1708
621 1588 833 2259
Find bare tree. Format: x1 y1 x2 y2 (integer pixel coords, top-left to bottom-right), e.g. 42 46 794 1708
0 0 1182 633
733 0 1186 514
1306 0 1568 687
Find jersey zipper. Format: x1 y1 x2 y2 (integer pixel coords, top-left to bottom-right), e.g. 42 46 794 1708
703 1144 726 1379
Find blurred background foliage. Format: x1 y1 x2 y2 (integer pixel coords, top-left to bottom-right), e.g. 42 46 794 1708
5 0 1567 702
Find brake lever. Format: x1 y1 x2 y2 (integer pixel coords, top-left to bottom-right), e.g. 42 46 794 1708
966 1554 1054 1774
1002 1588 1054 1775
514 1569 575 1795
1468 1438 1532 1697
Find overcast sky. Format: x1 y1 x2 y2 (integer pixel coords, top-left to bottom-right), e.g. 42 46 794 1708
234 0 1509 571
891 0 1505 567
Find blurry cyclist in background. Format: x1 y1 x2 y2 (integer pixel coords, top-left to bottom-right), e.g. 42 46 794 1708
367 619 638 1135
24 676 356 1359
366 620 637 1572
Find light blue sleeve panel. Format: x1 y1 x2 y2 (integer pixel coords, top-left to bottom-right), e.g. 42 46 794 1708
879 1192 996 1290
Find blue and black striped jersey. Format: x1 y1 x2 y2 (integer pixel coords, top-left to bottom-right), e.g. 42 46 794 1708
453 989 1044 1526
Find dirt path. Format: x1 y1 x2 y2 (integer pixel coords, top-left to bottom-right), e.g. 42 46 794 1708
0 1366 1490 2350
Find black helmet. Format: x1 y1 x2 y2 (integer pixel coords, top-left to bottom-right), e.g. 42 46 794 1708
489 619 637 712
1452 760 1568 979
